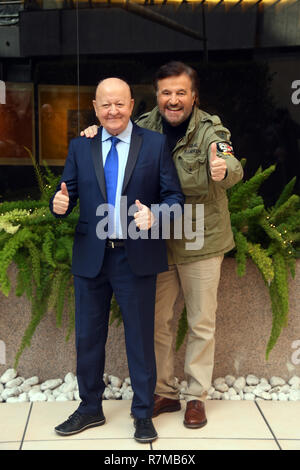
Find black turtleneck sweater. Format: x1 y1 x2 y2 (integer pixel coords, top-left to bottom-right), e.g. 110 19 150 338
162 113 192 153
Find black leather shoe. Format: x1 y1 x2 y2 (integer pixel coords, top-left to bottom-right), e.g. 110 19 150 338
55 410 106 436
133 418 158 443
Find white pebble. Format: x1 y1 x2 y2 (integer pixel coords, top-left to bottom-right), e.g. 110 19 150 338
103 373 109 386
215 382 228 393
244 393 255 400
260 378 269 385
30 392 47 402
1 370 299 403
109 376 122 388
22 376 39 387
233 377 246 393
278 392 288 401
122 388 133 400
261 392 272 400
225 375 236 387
288 376 300 388
257 383 271 392
270 376 286 387
0 368 17 384
289 390 300 401
214 377 225 387
60 382 76 393
5 377 24 388
222 392 230 400
40 378 62 391
269 386 281 394
280 384 291 394
2 387 21 400
28 385 41 397
253 388 264 398
64 372 75 383
211 391 222 400
18 392 29 402
246 374 259 386
6 397 20 403
56 394 69 402
104 388 114 400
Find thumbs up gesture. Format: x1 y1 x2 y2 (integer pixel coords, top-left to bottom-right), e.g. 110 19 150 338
134 199 155 230
209 142 227 181
53 182 70 215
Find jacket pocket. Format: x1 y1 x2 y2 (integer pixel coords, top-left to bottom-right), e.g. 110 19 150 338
175 153 208 197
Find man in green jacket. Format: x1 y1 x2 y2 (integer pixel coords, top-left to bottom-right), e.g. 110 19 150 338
82 61 243 428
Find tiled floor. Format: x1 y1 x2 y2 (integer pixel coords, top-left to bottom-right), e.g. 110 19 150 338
0 399 299 451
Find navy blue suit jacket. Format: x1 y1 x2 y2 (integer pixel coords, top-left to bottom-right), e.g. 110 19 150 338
50 122 184 278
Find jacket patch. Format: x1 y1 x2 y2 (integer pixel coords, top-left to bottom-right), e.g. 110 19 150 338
217 142 234 156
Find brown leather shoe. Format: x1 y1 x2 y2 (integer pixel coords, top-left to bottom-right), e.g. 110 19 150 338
152 394 181 418
184 400 207 429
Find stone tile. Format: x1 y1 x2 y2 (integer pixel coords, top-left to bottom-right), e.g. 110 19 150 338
258 401 300 439
153 400 273 439
152 438 278 450
0 402 31 442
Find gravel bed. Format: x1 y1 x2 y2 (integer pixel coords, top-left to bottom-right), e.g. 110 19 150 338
1 368 300 403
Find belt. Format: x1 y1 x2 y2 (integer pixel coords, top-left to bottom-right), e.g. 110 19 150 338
106 239 125 249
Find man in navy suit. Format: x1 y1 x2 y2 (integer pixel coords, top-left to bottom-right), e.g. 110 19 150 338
50 77 184 443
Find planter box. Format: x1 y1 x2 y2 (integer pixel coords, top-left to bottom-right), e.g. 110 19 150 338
0 259 299 382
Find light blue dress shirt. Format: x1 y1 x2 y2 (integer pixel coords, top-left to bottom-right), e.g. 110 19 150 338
102 120 133 239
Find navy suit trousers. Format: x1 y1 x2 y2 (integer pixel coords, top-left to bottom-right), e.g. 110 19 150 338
74 246 157 419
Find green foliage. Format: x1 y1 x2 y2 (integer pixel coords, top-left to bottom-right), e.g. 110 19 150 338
0 152 299 365
228 167 299 359
0 152 78 367
175 306 188 352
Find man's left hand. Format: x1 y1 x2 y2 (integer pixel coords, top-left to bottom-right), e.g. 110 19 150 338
209 142 227 181
134 199 155 230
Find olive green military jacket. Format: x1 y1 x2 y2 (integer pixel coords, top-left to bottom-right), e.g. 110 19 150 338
136 106 244 264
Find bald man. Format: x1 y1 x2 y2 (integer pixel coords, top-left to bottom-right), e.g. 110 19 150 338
50 78 184 443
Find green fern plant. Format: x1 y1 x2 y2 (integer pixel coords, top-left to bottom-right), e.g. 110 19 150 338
0 153 77 367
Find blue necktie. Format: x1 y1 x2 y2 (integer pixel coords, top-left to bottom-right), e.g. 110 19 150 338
104 136 119 236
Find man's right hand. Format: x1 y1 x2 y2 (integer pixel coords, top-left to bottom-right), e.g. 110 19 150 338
80 125 98 138
53 182 69 215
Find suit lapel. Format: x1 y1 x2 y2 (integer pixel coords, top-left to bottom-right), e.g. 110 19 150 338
122 124 143 194
90 127 107 201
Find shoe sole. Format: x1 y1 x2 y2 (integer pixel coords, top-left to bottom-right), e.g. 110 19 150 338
152 404 181 418
134 434 158 443
183 419 207 429
55 418 106 436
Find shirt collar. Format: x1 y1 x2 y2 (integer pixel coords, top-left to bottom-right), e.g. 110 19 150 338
102 120 133 143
